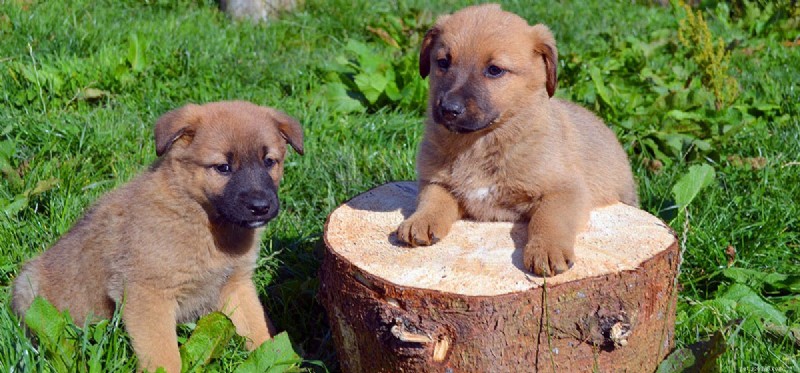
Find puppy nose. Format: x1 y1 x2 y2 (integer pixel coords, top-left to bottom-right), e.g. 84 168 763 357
440 100 465 121
245 198 271 216
240 191 272 216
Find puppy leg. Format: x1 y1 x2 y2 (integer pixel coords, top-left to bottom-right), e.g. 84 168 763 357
397 182 462 246
219 272 272 350
123 288 181 373
524 184 590 277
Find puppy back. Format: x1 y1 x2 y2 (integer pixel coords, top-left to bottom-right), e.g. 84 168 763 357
553 99 639 207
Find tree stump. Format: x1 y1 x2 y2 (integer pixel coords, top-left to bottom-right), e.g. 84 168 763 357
319 182 679 372
219 0 297 22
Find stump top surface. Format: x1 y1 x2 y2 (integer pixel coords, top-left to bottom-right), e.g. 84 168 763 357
325 182 675 296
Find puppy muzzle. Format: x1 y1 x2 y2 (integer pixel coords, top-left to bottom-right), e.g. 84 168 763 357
433 94 495 133
214 165 281 228
237 190 280 228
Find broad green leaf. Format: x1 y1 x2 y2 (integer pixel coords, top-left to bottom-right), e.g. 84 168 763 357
127 33 148 72
700 298 737 317
2 195 29 218
25 296 76 372
92 319 109 343
640 137 673 166
691 139 712 152
344 40 374 60
400 79 426 111
88 344 104 373
17 62 51 87
765 276 800 294
322 82 365 113
87 320 108 373
719 284 787 326
661 133 691 156
639 67 667 87
330 55 355 72
589 66 613 109
383 68 402 102
180 312 236 372
656 348 696 373
345 40 383 73
354 72 388 104
0 139 15 169
672 164 715 208
233 332 302 373
25 296 70 349
666 110 705 121
721 268 792 293
753 103 779 112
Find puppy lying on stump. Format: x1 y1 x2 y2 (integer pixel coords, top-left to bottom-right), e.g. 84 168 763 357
321 4 677 372
396 3 638 277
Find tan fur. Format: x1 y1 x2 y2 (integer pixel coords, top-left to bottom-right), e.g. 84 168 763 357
397 4 638 276
12 101 304 373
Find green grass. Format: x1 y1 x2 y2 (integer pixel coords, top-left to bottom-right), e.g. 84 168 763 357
1 0 798 371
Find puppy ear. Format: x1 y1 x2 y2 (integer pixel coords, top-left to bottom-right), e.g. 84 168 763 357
530 24 558 97
267 109 304 155
154 104 200 157
419 28 438 78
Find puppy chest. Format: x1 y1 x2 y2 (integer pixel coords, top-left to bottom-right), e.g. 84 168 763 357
172 266 234 322
444 153 524 220
176 266 232 294
451 183 529 221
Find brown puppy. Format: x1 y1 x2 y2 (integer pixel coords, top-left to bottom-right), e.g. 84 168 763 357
12 101 303 373
396 4 638 277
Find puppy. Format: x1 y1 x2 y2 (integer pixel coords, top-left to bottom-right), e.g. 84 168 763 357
12 101 304 373
396 4 638 277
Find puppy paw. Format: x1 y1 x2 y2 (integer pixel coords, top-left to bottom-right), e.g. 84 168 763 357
523 236 575 277
396 212 452 247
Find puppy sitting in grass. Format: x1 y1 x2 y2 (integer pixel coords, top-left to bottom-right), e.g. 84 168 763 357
12 101 303 373
396 4 638 277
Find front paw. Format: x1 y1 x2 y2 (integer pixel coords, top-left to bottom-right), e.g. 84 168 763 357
523 236 576 277
396 212 452 247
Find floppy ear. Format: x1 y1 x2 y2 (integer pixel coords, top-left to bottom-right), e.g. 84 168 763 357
154 104 201 157
530 24 558 97
267 108 304 156
419 26 441 78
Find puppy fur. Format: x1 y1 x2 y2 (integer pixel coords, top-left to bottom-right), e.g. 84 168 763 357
12 101 304 373
396 4 638 276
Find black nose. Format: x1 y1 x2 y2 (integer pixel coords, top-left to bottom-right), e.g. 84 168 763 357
245 198 271 216
240 190 273 216
439 99 465 121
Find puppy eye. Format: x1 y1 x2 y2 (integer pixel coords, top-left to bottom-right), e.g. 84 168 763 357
264 157 276 168
485 65 506 78
436 58 450 70
213 164 232 174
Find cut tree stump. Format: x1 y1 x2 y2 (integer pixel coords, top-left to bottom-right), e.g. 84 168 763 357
319 182 679 372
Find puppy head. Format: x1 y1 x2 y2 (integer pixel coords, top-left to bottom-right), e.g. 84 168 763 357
419 4 557 133
154 101 303 228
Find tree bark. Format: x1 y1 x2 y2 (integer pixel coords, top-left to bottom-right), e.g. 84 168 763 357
319 182 679 372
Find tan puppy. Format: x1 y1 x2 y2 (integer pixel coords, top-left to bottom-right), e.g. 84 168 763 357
12 101 304 373
396 4 638 277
